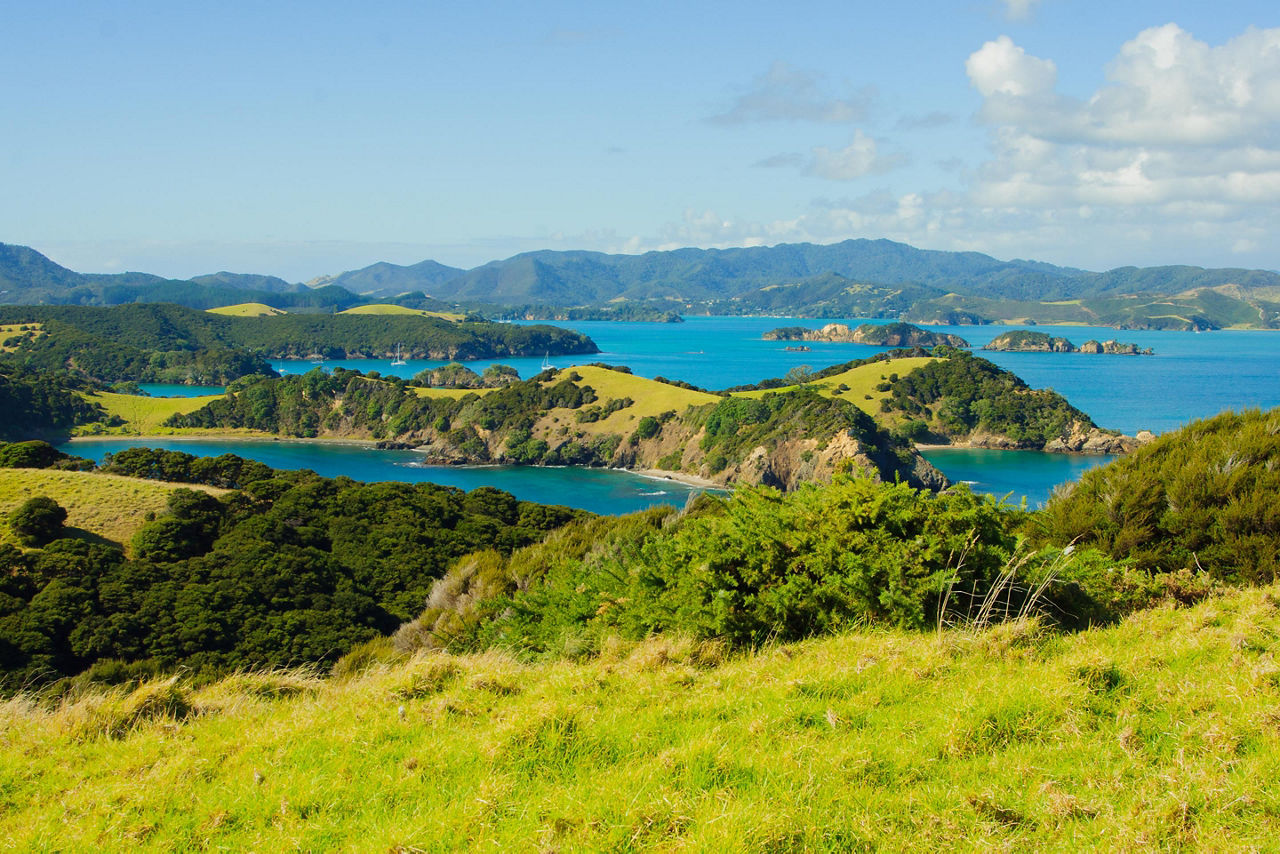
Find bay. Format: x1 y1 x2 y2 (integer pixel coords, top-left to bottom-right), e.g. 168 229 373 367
62 437 708 516
122 316 1280 510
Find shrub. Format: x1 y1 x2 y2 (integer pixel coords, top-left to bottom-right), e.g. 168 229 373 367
9 496 68 546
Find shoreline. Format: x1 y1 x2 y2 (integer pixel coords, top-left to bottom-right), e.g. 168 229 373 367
629 467 722 490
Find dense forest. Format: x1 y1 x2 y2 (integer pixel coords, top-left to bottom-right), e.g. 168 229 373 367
0 444 581 690
0 366 114 441
0 303 597 384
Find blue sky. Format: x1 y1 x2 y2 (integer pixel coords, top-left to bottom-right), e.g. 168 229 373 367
4 1 1279 281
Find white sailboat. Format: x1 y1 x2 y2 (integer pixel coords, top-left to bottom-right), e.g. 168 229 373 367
391 343 407 366
541 352 552 371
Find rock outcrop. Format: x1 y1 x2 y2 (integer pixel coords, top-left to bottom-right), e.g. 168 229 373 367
765 322 969 348
983 330 1152 355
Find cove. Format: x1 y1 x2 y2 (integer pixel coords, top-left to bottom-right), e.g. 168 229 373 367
62 437 709 516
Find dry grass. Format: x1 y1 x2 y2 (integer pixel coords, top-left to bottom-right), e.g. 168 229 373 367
731 356 936 415
339 304 465 321
0 468 226 550
205 303 287 317
0 321 46 352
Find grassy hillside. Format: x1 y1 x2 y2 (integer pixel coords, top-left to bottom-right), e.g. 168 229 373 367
81 391 227 435
0 467 225 550
206 303 286 317
0 322 45 352
732 356 935 415
545 365 721 434
4 584 1278 850
339 303 464 321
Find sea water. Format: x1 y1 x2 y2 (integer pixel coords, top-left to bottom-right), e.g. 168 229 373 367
121 317 1280 510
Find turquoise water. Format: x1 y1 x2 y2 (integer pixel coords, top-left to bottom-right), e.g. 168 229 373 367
138 384 226 397
63 437 708 516
119 317 1280 510
919 448 1118 508
268 317 1280 437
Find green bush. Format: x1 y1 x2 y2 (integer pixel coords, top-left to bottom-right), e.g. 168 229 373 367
9 496 68 547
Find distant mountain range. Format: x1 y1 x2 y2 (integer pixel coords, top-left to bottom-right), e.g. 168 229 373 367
4 239 1280 329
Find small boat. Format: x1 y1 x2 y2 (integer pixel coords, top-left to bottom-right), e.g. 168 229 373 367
391 343 407 366
541 352 552 370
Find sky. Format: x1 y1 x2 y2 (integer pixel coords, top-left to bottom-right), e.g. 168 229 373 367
3 0 1279 281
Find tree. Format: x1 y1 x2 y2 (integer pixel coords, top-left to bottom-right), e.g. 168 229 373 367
9 497 68 547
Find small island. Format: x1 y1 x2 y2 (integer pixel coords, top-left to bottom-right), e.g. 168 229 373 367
764 321 970 348
982 330 1153 355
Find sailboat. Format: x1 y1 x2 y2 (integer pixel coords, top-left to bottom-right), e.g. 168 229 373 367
391 343 407 366
541 352 552 371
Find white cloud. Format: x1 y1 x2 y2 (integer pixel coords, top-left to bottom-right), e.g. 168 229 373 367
756 130 907 180
708 61 874 124
605 24 1280 274
965 35 1057 97
809 131 907 179
1002 0 1041 21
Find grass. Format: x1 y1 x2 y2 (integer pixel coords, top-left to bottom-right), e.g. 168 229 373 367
412 386 497 400
547 365 722 435
339 304 465 321
732 356 936 415
205 303 287 317
3 584 1279 849
0 468 226 551
0 322 46 352
79 391 227 435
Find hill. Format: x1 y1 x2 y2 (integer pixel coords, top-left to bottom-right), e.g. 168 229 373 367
0 304 598 385
0 243 363 311
206 303 286 317
7 240 1280 328
4 581 1278 849
0 467 226 552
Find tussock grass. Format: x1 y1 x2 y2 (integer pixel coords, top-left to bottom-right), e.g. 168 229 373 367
205 303 287 317
3 586 1280 849
0 468 227 549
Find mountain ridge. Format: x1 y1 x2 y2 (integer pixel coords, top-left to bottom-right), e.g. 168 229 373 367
5 240 1280 326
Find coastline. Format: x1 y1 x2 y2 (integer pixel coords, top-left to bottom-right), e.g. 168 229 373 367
629 467 722 490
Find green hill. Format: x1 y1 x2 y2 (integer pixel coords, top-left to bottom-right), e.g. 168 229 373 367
4 581 1278 850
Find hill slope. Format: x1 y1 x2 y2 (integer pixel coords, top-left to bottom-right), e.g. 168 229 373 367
4 584 1278 850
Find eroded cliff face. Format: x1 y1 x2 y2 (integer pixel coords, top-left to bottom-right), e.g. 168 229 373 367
407 406 948 493
959 420 1148 454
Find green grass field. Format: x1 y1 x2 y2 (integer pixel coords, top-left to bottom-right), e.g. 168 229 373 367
339 304 465 321
0 468 226 551
3 584 1278 849
732 356 936 415
81 391 227 435
205 303 287 317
